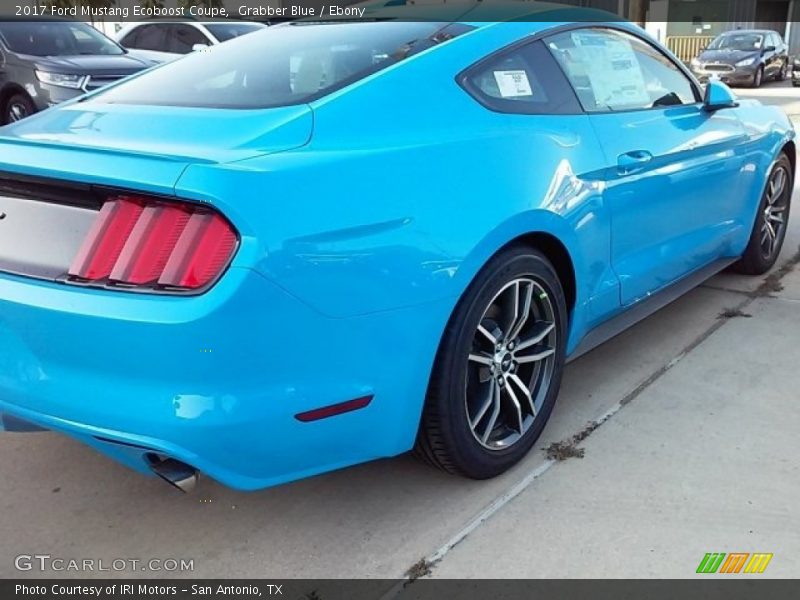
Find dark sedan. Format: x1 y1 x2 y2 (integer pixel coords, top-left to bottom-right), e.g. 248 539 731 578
690 29 788 87
0 21 152 124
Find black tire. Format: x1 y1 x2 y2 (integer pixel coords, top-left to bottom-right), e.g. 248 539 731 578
3 93 35 124
751 65 764 88
777 61 788 82
733 152 793 275
415 246 567 479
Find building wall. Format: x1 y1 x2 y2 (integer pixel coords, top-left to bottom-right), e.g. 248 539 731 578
656 0 799 57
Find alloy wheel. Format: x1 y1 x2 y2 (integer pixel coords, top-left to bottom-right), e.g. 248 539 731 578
761 164 790 259
465 278 557 450
7 102 28 123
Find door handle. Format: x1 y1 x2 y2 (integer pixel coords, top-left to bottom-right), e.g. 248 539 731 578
617 150 653 174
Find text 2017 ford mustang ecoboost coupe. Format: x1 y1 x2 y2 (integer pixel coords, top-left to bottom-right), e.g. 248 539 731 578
0 6 794 491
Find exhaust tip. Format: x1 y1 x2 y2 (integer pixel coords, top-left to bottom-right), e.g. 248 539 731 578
148 456 198 493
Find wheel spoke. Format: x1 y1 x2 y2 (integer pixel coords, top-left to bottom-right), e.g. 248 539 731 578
515 346 555 364
766 221 777 240
772 169 786 202
515 321 554 352
768 212 784 226
468 352 494 366
508 373 536 417
763 222 776 256
477 323 498 346
771 203 788 214
471 380 497 429
506 281 533 343
504 384 525 434
481 382 502 444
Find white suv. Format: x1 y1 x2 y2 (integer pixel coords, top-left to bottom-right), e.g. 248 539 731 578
115 20 265 64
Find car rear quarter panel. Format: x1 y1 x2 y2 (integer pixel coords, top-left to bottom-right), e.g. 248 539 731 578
731 99 796 237
175 22 619 353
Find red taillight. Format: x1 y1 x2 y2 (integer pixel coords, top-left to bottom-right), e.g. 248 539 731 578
68 195 237 293
158 212 238 289
68 197 144 281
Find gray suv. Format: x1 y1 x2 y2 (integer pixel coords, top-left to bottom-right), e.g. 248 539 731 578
0 20 152 124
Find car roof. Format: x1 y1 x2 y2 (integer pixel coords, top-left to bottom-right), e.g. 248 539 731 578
718 29 777 35
130 19 262 25
352 0 621 29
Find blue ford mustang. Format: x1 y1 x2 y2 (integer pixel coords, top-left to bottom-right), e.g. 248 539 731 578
0 5 794 491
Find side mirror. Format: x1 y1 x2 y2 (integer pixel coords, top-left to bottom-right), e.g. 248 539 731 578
703 80 738 111
764 45 776 52
192 43 210 52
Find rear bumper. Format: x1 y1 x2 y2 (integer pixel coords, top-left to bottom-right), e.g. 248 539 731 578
0 267 445 489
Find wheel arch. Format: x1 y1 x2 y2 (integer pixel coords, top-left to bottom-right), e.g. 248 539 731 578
781 140 795 175
453 211 583 324
498 232 576 317
414 226 577 473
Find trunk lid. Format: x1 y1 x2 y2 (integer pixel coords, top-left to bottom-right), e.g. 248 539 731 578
0 102 311 285
0 101 313 165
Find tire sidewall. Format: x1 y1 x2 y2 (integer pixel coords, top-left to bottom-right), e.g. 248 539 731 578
745 154 793 271
4 94 34 125
431 249 567 478
754 66 763 87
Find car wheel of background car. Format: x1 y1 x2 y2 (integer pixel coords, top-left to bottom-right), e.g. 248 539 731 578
777 62 788 81
733 152 793 275
3 93 35 124
415 246 567 479
751 65 764 88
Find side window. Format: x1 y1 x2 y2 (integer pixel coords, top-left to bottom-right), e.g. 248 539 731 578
130 25 167 52
461 40 581 115
166 25 209 55
546 28 699 113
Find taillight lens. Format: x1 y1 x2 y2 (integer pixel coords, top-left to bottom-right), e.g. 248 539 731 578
68 195 237 293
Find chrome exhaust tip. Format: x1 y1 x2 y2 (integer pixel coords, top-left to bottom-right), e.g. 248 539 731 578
149 457 198 493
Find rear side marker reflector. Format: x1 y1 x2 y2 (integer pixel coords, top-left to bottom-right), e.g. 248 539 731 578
294 395 374 422
67 195 237 293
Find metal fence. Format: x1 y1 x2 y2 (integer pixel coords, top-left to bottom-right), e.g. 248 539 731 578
666 36 715 62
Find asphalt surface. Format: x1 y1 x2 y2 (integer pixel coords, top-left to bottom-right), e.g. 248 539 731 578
0 81 798 583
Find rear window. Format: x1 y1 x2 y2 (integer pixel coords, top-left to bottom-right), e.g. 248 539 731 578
0 21 123 56
95 21 471 109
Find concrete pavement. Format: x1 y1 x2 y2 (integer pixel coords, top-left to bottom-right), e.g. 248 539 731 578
0 84 798 583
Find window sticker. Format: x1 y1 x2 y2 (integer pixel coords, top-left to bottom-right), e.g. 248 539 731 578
493 70 533 98
570 31 649 109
